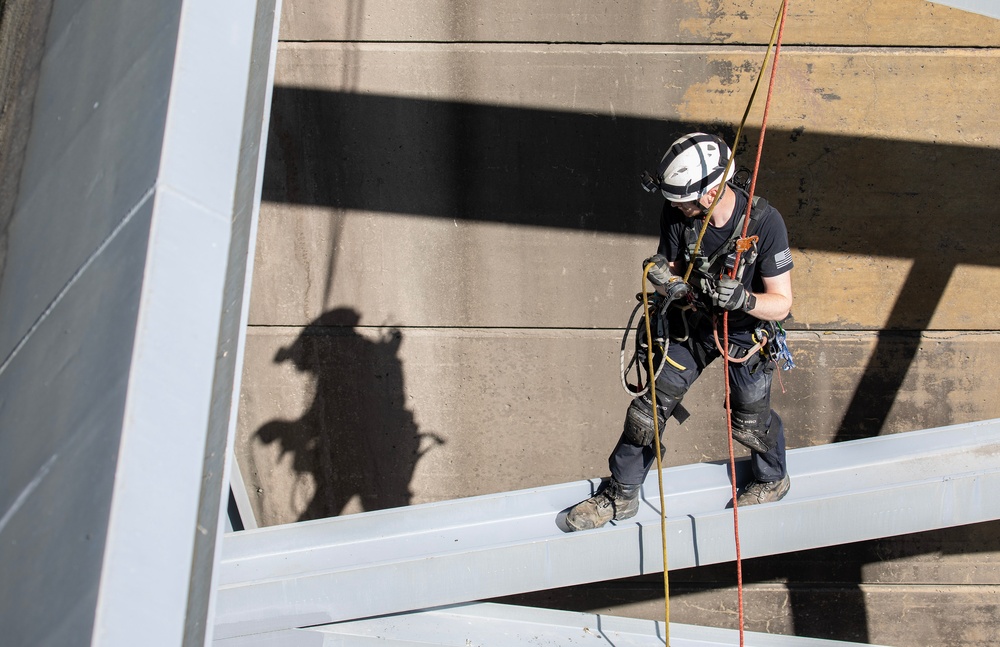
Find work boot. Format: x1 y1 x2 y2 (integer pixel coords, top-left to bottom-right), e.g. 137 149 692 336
736 474 790 506
565 478 640 531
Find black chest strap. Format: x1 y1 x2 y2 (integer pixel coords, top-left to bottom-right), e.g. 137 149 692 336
686 195 768 275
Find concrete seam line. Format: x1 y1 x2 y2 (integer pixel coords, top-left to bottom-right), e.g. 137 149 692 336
0 453 58 536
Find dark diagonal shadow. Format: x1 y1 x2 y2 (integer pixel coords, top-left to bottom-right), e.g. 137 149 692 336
835 260 956 441
263 89 1000 267
260 87 1000 637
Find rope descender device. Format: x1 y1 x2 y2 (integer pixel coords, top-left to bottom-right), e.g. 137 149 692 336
735 235 759 254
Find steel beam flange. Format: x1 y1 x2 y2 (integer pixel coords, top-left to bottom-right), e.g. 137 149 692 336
215 419 1000 639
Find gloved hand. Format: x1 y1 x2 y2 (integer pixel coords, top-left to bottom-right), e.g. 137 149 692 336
643 254 672 286
715 276 754 311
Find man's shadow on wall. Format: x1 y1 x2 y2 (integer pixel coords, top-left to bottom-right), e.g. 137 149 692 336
255 307 444 520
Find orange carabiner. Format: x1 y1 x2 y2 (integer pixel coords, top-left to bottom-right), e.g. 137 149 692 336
735 235 759 253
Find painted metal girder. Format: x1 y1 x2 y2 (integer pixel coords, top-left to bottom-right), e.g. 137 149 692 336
214 419 1000 640
930 1 1000 20
215 602 890 647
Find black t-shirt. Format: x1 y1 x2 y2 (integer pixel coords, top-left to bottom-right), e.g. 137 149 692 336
658 184 793 325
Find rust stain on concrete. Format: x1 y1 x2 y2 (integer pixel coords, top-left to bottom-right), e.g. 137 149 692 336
674 0 1000 47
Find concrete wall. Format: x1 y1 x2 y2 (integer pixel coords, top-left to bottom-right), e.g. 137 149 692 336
236 1 1000 644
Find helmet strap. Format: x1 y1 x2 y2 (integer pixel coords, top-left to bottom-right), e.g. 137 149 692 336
694 184 725 217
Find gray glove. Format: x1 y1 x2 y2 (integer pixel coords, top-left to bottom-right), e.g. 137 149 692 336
715 276 755 311
643 254 672 286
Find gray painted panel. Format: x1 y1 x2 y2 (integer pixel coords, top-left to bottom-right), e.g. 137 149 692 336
931 0 1000 19
21 0 181 192
0 197 153 647
92 187 232 645
300 602 888 647
0 0 282 643
0 0 181 360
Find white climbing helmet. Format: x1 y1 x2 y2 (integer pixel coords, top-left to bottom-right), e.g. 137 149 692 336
647 133 735 202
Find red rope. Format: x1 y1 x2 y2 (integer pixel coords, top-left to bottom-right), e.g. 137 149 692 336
723 2 788 644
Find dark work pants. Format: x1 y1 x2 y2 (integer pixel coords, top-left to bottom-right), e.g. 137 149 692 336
609 325 787 486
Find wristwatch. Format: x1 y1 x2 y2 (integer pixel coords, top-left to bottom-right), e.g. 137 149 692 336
744 293 757 312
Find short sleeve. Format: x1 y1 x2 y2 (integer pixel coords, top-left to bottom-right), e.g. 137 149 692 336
754 205 793 277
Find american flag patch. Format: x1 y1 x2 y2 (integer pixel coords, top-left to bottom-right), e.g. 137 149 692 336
774 248 792 269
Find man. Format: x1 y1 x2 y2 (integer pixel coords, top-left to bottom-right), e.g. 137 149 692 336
565 132 794 532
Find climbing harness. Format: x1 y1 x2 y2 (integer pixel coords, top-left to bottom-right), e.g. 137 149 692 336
619 283 689 398
684 193 768 304
711 319 796 373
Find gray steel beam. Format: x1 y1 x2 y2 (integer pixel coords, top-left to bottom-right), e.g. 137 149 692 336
214 419 1000 639
215 602 890 647
228 455 260 532
930 1 1000 20
0 0 280 644
94 2 281 644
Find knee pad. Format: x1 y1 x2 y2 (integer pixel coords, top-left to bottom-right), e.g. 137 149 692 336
731 398 778 453
623 393 678 447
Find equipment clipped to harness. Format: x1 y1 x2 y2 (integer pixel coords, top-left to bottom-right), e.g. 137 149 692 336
751 320 796 372
619 279 689 398
709 318 796 375
683 193 769 300
762 320 795 371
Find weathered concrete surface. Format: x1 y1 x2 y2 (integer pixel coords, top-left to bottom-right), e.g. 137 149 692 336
239 0 1000 643
258 46 1000 331
0 0 54 268
278 0 1000 46
237 328 1000 524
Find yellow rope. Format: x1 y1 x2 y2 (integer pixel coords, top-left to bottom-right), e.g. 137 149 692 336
641 263 670 644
